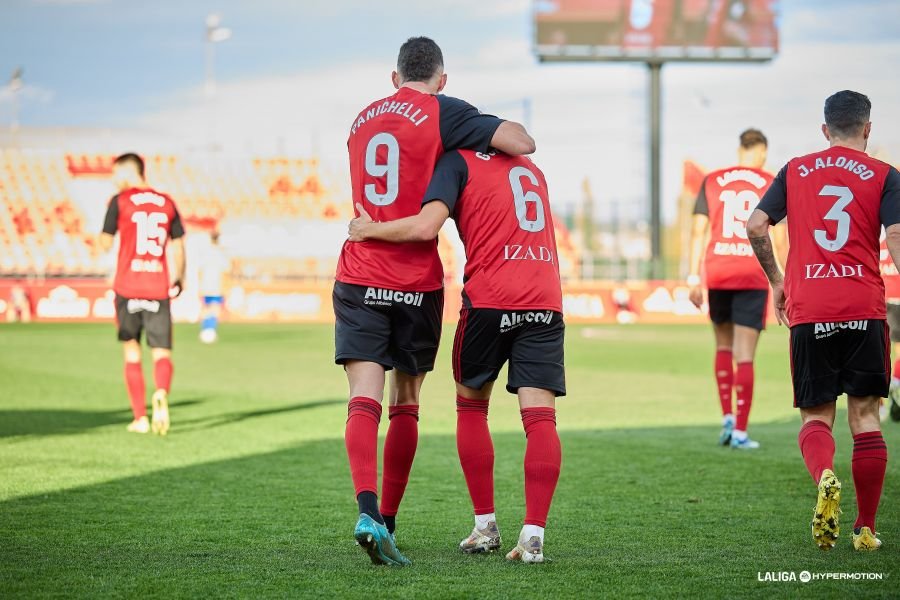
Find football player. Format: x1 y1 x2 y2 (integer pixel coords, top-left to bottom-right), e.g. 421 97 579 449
748 90 900 551
349 149 563 563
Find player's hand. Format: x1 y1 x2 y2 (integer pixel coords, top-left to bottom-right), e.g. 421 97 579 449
772 281 788 326
688 285 703 309
169 280 183 299
348 203 374 242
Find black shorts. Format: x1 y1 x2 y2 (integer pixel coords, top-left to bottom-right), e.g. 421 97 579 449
115 295 173 349
453 308 566 396
333 282 443 376
887 303 900 343
708 288 768 331
790 319 890 408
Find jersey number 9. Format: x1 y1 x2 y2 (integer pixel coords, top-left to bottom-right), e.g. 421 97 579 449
364 133 399 206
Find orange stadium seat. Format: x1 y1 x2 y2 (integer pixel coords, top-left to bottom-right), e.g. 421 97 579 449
0 149 583 282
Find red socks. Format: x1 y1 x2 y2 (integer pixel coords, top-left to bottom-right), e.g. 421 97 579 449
345 396 382 496
521 407 561 528
798 420 835 483
124 362 146 419
734 361 754 432
380 404 419 519
154 357 173 393
893 358 900 381
715 349 734 417
852 431 888 531
456 396 495 515
798 423 888 531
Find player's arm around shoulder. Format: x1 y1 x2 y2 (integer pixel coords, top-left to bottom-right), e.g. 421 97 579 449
348 202 449 243
491 121 536 155
349 150 464 243
437 94 535 155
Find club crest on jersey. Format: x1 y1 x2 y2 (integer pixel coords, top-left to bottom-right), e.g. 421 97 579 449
503 245 555 263
804 263 863 279
363 287 424 307
500 310 553 332
814 320 869 339
127 299 161 314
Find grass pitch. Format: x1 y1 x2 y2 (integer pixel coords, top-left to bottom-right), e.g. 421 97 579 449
0 322 897 598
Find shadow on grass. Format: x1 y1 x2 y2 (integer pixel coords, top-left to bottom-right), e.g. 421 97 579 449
0 399 207 439
174 399 346 432
0 420 896 598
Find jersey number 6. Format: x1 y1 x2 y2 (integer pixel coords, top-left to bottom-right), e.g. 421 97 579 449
509 166 545 233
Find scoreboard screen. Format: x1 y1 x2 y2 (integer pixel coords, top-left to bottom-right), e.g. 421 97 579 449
535 0 779 62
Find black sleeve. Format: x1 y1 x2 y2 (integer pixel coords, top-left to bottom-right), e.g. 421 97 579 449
101 195 119 234
170 206 185 239
880 166 900 228
436 95 504 153
422 151 469 217
692 177 709 216
756 165 788 224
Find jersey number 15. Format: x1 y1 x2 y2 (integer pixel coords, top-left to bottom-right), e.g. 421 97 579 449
132 211 169 257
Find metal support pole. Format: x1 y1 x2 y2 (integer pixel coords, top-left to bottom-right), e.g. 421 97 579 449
648 61 663 279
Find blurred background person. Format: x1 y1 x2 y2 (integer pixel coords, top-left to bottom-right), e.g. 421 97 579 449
100 153 186 435
198 230 228 344
686 128 775 450
5 282 32 323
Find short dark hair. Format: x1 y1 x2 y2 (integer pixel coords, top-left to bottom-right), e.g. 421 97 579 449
397 37 443 83
739 128 767 149
113 153 145 178
824 90 871 138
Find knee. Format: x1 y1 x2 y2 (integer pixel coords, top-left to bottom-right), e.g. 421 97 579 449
393 392 420 406
123 342 141 364
152 348 172 362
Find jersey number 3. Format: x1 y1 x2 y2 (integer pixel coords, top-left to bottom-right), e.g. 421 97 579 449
814 185 854 252
509 166 545 232
364 133 399 206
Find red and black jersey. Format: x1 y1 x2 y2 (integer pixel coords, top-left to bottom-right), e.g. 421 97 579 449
338 87 504 292
422 150 562 312
757 146 900 325
879 231 900 302
693 165 774 290
102 187 184 300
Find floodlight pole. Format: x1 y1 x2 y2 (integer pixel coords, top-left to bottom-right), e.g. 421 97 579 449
647 60 663 280
9 67 23 137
